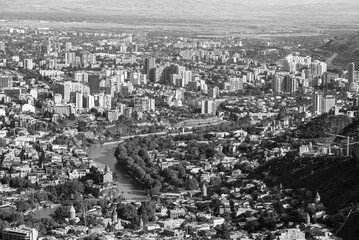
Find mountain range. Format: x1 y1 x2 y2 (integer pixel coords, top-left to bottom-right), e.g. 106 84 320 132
1 0 359 21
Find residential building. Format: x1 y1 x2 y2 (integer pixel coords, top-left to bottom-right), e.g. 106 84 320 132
2 226 38 240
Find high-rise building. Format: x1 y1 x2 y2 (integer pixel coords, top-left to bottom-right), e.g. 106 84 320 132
209 86 219 98
74 71 89 82
134 97 155 112
47 58 56 69
75 92 83 111
65 42 72 52
144 57 156 78
81 52 96 67
53 93 62 105
40 40 51 54
2 226 38 240
229 78 244 92
312 91 323 115
120 83 133 97
322 72 329 87
150 66 164 83
23 59 33 70
0 41 5 52
88 73 101 94
65 52 76 65
284 54 312 73
348 62 355 84
322 95 336 113
83 94 95 109
201 100 216 115
53 82 72 103
130 72 142 85
52 42 61 53
182 70 192 85
272 75 284 93
246 72 254 82
283 75 297 93
0 74 13 89
310 61 327 76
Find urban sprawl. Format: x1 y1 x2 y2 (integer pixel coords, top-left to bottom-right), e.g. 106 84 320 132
0 26 356 240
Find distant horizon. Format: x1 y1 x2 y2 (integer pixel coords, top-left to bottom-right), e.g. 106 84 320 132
1 0 359 29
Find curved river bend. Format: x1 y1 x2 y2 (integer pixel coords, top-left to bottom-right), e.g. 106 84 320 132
86 142 147 201
33 142 147 219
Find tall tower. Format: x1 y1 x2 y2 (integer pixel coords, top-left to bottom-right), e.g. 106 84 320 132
65 42 72 52
306 212 311 225
348 62 355 84
312 91 323 115
272 75 283 93
69 205 76 219
112 208 118 224
202 182 207 197
139 218 144 229
144 58 156 78
315 190 321 204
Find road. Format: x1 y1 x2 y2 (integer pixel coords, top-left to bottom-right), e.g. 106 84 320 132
326 52 338 68
102 131 193 145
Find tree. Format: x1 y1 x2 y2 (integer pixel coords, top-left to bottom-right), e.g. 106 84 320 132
15 200 30 212
210 176 222 187
10 177 33 189
210 199 221 216
40 218 57 231
77 121 87 132
215 223 231 240
0 220 10 232
54 206 70 223
150 180 162 195
56 181 84 201
138 148 152 165
117 204 138 222
137 202 156 224
34 191 48 203
185 178 199 190
115 144 128 160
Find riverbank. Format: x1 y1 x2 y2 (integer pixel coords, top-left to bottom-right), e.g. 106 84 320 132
86 142 148 201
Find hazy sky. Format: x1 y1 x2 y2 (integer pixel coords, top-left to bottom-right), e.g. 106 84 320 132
1 0 358 19
247 0 354 4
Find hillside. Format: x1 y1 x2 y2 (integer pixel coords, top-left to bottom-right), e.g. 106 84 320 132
293 114 352 139
257 154 359 213
337 209 359 240
321 33 359 68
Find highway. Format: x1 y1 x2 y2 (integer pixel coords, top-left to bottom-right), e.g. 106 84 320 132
326 52 338 68
102 130 193 145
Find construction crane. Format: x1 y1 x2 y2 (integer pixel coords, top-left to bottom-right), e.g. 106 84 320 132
325 133 359 157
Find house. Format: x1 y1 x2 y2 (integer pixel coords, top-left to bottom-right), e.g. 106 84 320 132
169 209 186 219
157 219 185 229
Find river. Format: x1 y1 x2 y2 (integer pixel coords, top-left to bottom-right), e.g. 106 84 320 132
86 142 147 201
33 142 147 219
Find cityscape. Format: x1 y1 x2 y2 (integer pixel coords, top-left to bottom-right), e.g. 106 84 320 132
0 0 359 239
